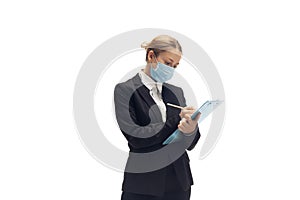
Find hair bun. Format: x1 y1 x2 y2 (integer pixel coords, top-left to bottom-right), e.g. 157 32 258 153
141 41 149 49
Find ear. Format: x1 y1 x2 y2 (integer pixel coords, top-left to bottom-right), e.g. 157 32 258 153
147 50 155 63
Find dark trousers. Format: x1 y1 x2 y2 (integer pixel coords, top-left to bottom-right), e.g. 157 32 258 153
121 188 190 200
121 165 191 200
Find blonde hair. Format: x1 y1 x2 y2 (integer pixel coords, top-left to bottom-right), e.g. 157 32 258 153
141 35 182 61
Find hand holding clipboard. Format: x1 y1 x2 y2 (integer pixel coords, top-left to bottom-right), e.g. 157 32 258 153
163 100 223 145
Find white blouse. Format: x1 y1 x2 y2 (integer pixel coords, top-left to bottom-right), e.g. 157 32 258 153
138 70 167 122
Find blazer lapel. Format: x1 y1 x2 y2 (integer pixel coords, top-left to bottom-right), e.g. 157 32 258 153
162 84 182 120
131 73 181 121
131 73 156 108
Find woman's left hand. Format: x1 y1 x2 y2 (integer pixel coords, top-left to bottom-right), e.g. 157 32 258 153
178 107 201 135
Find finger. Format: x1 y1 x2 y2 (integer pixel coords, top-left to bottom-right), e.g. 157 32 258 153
183 113 190 120
178 120 184 131
183 106 194 110
178 125 184 132
183 106 195 111
180 111 191 119
182 107 195 114
181 110 194 117
179 118 189 128
179 124 193 134
194 112 201 121
180 118 187 124
179 110 183 117
184 114 193 123
178 124 189 133
186 110 195 115
186 115 199 127
179 112 183 118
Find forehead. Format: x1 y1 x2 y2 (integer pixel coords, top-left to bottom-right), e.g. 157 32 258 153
159 51 181 62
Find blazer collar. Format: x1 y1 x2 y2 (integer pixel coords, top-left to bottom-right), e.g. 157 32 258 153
132 73 156 108
138 70 163 94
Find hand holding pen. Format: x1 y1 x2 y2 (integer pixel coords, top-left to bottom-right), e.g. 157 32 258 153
167 103 201 135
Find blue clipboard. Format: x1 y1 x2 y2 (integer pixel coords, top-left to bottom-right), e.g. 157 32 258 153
163 100 223 145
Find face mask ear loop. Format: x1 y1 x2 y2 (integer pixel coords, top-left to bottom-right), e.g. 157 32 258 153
151 53 159 70
153 54 158 63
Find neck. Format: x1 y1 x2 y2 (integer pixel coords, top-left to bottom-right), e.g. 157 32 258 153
143 64 151 77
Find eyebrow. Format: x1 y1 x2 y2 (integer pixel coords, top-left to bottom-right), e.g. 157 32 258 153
167 57 179 65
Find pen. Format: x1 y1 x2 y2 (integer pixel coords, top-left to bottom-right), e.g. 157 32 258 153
166 103 184 109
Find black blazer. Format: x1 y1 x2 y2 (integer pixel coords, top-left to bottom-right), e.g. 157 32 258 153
114 73 201 196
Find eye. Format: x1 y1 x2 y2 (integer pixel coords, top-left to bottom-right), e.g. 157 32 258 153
165 62 171 66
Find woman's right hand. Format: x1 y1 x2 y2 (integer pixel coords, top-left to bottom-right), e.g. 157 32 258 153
179 106 195 119
178 107 200 135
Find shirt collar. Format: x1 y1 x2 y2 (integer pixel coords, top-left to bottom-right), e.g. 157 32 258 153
138 70 163 93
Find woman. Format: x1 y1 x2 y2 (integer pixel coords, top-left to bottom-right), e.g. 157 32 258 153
114 35 201 200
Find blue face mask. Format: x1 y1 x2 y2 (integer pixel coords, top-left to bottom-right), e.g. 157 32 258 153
150 56 175 83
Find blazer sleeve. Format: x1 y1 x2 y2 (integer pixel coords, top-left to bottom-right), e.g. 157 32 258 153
114 83 179 149
179 88 201 151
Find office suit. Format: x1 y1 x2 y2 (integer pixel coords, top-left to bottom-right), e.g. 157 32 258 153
114 73 201 199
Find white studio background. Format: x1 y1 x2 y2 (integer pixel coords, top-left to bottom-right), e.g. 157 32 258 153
1 1 299 200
